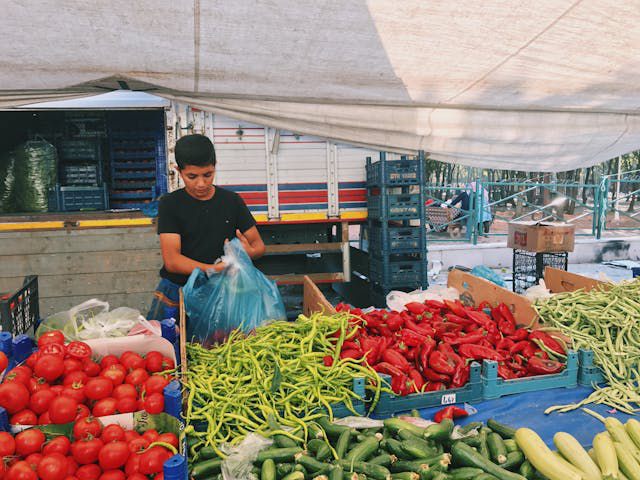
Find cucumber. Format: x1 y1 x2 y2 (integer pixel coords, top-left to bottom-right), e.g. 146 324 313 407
459 436 481 448
383 418 428 438
307 439 331 462
369 454 396 467
501 452 525 471
450 442 527 480
398 429 424 442
191 458 223 479
296 454 332 474
518 461 534 479
193 445 218 460
424 419 454 443
293 464 307 475
391 473 420 480
309 422 325 440
276 463 294 477
282 473 305 480
382 438 414 460
364 427 383 436
336 429 352 459
337 460 392 480
475 474 500 480
478 428 490 459
318 417 354 439
345 437 380 463
448 467 485 479
329 465 343 480
391 455 445 473
488 433 508 464
261 458 277 480
487 420 517 439
401 440 439 460
256 448 304 464
503 440 519 453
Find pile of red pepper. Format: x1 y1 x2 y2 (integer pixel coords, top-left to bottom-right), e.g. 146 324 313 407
332 299 567 396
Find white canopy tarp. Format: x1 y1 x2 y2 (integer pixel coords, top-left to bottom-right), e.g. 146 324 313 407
3 0 640 171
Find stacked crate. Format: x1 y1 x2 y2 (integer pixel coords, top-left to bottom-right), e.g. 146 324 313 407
366 152 428 306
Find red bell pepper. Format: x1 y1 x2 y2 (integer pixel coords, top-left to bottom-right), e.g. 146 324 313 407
405 318 436 337
342 340 361 350
423 367 450 383
445 314 474 326
527 357 564 375
509 329 529 341
382 349 411 372
448 331 487 346
425 381 446 391
405 302 428 315
400 328 429 347
451 364 470 388
498 303 516 324
408 368 425 393
533 349 549 360
466 310 493 329
405 347 418 362
378 325 394 338
510 341 531 355
340 349 364 360
360 336 381 365
429 350 457 375
498 319 516 336
443 299 469 318
528 331 566 355
391 374 412 396
458 344 504 362
498 363 517 380
373 362 404 377
433 406 468 423
417 339 437 373
384 313 404 331
426 300 446 310
496 338 515 351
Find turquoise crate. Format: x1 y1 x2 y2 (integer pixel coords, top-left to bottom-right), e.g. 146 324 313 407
578 348 606 386
368 194 421 220
366 159 419 187
482 350 578 400
370 363 482 417
329 377 366 418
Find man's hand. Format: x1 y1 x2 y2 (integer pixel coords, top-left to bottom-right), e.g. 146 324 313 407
205 262 227 276
236 229 259 257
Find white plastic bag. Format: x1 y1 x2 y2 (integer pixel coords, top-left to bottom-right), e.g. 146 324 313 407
221 434 273 480
523 280 553 303
386 285 460 311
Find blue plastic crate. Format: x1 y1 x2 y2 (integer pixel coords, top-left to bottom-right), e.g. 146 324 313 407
371 363 483 417
113 161 156 169
578 348 606 386
482 350 578 400
48 184 109 211
110 190 154 200
368 194 421 220
328 377 367 418
113 171 155 179
57 139 101 161
366 159 419 187
368 224 422 255
369 255 425 287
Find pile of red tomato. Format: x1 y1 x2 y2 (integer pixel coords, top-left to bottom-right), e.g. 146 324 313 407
0 330 175 425
0 418 177 480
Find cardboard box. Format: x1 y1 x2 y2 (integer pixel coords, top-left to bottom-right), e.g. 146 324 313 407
507 221 575 253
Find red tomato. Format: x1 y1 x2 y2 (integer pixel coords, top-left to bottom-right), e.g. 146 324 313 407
38 331 65 348
63 371 89 386
161 357 175 371
49 396 78 424
37 453 68 480
63 359 83 375
141 430 159 443
0 382 30 414
144 375 170 395
73 416 103 440
82 361 101 378
92 398 118 417
124 368 148 388
143 352 163 373
0 431 16 456
85 378 113 401
38 411 51 425
99 356 119 370
42 436 71 456
15 428 46 456
66 457 78 476
4 366 32 386
127 437 149 454
156 433 178 449
100 424 125 443
119 352 145 371
40 343 66 358
138 446 172 475
0 351 7 374
35 355 65 383
124 454 141 476
50 385 64 396
24 453 42 469
98 471 124 480
112 384 136 400
66 342 92 362
71 438 104 465
27 377 50 395
123 430 140 443
61 384 86 404
127 474 146 480
75 464 101 480
10 409 37 425
6 461 37 480
98 441 129 470
143 393 164 415
30 389 56 415
155 473 164 480
75 404 91 421
100 365 126 386
25 352 41 369
115 397 137 414
65 477 79 480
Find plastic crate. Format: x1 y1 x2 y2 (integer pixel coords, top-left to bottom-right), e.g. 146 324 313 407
369 255 425 287
0 276 39 335
57 139 101 161
61 164 99 186
366 159 419 187
368 223 422 254
370 363 482 417
513 250 568 294
110 190 154 200
368 194 421 220
482 350 578 400
328 377 367 418
48 184 109 211
578 348 606 386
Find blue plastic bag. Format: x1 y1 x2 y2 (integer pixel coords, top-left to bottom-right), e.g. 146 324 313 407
470 265 507 288
183 238 286 347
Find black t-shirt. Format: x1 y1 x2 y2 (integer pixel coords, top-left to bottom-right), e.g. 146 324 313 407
157 187 256 285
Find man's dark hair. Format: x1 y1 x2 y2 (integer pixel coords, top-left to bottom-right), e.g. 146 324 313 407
175 134 216 169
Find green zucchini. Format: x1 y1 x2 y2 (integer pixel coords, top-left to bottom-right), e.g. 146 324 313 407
276 463 294 477
336 428 352 459
501 451 525 471
517 460 534 479
193 445 218 461
191 458 222 479
397 429 423 442
293 464 307 475
369 453 396 467
459 436 481 448
488 433 508 464
459 422 483 435
503 439 519 453
281 472 305 480
391 473 420 480
478 428 490 459
450 442 527 480
391 456 444 473
318 417 355 439
383 418 428 437
256 447 304 464
337 460 392 480
345 437 380 463
309 422 325 440
448 467 485 479
296 454 332 474
329 465 343 480
401 440 439 460
364 427 384 436
306 439 331 462
261 458 277 480
487 420 517 439
382 438 414 460
424 419 454 443
475 474 500 480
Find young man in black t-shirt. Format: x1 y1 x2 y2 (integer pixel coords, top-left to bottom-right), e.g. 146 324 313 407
147 134 265 320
